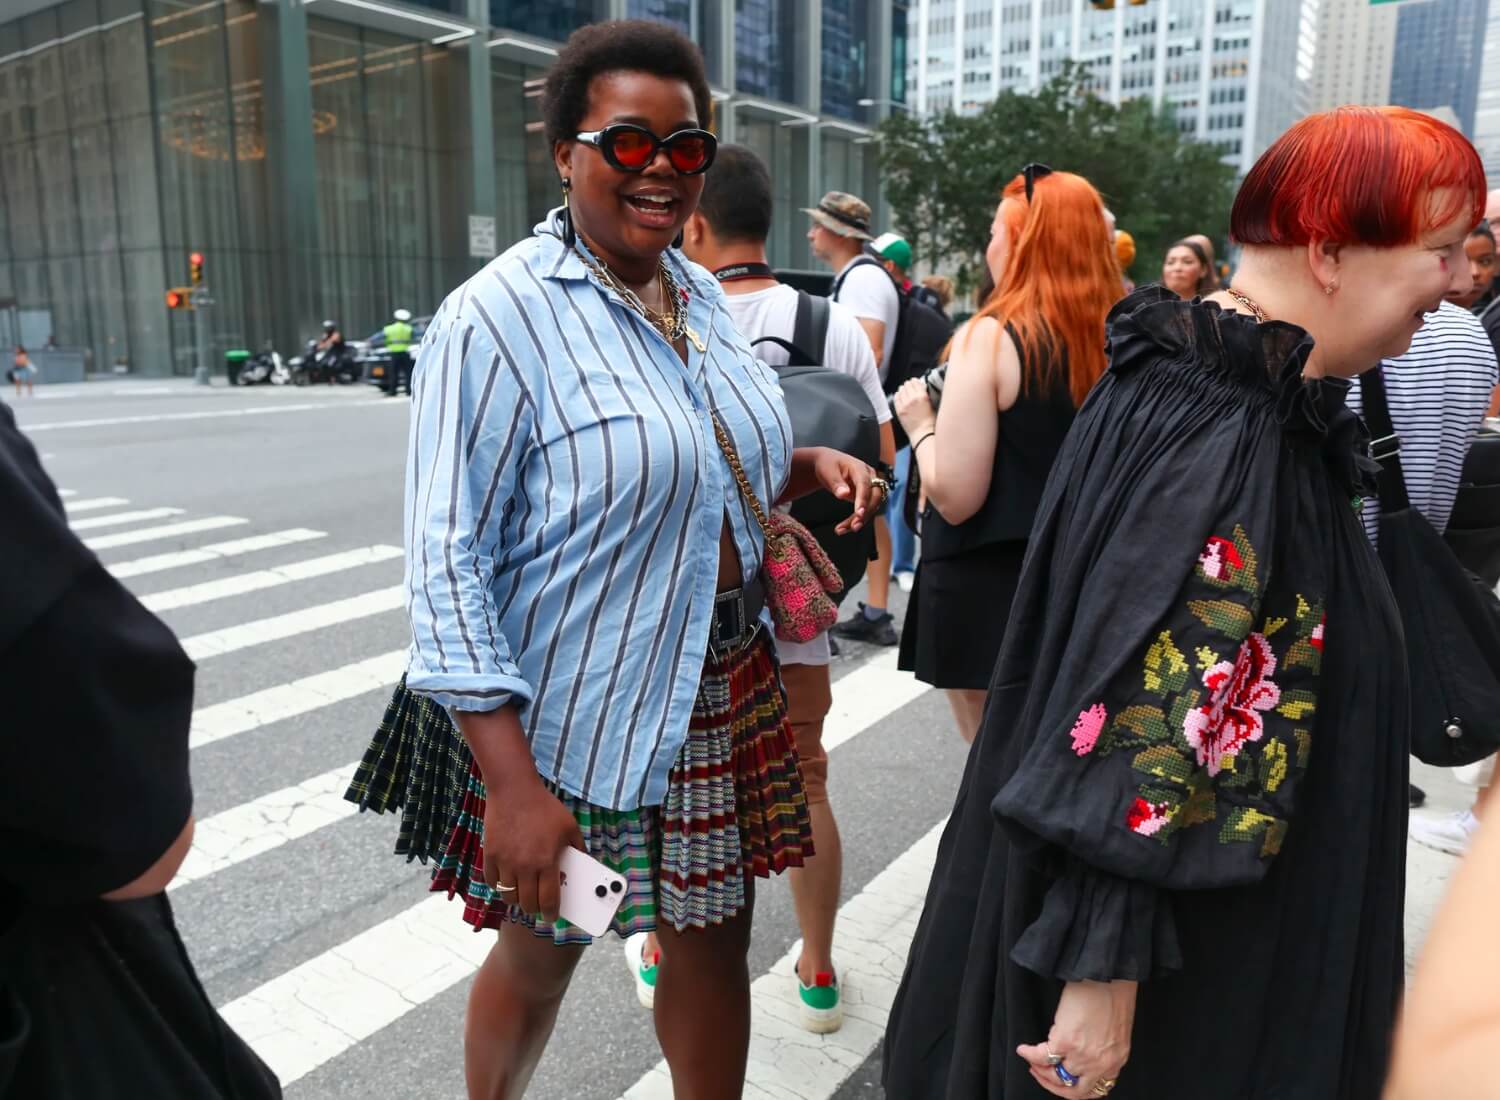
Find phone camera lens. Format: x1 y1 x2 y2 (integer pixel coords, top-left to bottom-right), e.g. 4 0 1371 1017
610 881 623 894
595 885 608 898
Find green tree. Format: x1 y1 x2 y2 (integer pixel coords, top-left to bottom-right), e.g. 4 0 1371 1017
876 64 1238 292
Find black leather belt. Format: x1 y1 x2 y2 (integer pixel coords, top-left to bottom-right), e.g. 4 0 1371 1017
709 576 765 659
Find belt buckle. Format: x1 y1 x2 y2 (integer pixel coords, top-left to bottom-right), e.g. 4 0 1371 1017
711 588 748 659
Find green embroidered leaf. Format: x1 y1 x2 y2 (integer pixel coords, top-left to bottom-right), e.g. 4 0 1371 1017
1140 783 1180 808
1219 753 1257 789
1132 745 1193 784
1167 689 1200 741
1294 595 1324 636
1263 739 1289 792
1188 599 1253 640
1142 630 1190 696
1176 769 1218 829
1293 729 1311 768
1284 639 1322 673
1261 616 1288 637
1230 525 1260 592
1115 705 1172 744
1219 805 1281 848
1195 646 1220 673
1277 689 1317 721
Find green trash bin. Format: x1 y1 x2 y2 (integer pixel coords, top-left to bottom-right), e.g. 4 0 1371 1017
225 348 251 386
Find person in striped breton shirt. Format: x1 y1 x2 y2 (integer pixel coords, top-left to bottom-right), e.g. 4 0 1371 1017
1348 299 1500 847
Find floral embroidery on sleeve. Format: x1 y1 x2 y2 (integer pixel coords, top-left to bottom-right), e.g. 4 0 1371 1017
1079 528 1322 859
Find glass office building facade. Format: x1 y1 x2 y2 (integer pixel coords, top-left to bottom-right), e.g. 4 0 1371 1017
1389 0 1489 137
0 0 900 377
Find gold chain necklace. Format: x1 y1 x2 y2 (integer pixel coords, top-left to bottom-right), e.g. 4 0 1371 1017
577 251 705 352
1225 288 1268 323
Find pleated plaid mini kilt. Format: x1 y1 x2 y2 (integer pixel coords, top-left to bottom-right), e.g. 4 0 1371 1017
345 628 813 945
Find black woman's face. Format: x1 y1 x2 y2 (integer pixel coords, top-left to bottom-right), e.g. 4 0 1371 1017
555 70 705 270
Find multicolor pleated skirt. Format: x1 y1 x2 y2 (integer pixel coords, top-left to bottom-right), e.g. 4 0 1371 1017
345 628 813 946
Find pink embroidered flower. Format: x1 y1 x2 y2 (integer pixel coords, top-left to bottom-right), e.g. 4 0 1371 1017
1197 536 1244 581
1182 632 1282 775
1070 704 1108 756
1310 614 1325 653
1126 797 1173 836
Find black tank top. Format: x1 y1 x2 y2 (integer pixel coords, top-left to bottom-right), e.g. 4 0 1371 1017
921 327 1077 561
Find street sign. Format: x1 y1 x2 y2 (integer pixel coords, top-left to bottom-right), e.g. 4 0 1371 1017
469 214 497 259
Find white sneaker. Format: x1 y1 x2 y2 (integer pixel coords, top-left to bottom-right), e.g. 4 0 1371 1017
1410 809 1479 856
625 933 657 1010
894 570 915 593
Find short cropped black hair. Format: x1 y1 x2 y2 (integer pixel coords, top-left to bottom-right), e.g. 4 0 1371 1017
1472 220 1495 244
697 144 773 243
542 20 713 149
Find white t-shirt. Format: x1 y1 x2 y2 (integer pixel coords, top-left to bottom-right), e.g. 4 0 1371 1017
832 257 901 381
1347 300 1499 545
723 283 890 665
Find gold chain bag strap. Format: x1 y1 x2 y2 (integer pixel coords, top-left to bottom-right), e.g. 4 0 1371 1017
709 416 844 644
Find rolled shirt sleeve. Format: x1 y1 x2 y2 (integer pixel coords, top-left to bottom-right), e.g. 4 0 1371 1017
403 298 536 713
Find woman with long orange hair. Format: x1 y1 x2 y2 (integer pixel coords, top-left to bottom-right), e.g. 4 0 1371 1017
892 166 1122 744
884 106 1482 1099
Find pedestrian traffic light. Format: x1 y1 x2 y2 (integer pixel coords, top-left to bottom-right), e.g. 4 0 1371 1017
189 251 204 286
165 286 192 310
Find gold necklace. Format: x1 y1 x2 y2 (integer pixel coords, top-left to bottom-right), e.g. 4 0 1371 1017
577 251 705 352
1225 288 1268 323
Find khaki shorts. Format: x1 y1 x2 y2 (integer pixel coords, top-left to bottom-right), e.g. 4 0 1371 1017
779 661 834 805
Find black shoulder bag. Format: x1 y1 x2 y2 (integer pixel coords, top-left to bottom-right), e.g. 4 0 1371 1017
752 291 882 605
1362 366 1500 766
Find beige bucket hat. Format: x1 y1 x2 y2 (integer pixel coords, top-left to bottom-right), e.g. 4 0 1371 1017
802 191 874 241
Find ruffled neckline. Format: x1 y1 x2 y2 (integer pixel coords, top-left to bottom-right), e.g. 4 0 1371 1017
1106 286 1379 498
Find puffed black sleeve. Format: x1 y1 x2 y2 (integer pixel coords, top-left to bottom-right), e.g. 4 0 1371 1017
0 405 196 904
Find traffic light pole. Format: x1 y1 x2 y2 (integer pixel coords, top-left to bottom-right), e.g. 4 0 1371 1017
191 286 214 385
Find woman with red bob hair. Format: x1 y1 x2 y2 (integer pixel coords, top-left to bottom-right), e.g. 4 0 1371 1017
884 105 1484 1099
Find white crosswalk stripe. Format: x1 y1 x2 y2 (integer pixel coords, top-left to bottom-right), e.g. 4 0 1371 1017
62 495 130 513
108 528 327 580
84 515 248 550
141 546 403 613
178 586 405 660
21 398 398 432
70 505 183 531
189 649 405 750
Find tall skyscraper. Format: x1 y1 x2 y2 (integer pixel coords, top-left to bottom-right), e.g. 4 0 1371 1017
1388 0 1490 135
1299 0 1397 113
1472 0 1500 181
906 0 1305 172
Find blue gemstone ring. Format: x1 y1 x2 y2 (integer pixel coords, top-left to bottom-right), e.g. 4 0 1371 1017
1055 1063 1081 1087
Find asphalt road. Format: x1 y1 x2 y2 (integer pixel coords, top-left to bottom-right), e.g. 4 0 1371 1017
12 378 968 1100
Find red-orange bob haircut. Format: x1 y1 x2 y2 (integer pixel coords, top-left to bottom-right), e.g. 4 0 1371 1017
1231 106 1486 248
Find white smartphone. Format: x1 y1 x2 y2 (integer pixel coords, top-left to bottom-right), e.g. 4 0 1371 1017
558 847 629 938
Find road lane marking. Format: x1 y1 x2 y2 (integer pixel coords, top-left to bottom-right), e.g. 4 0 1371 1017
56 488 75 496
84 515 249 551
21 399 398 432
69 506 184 531
171 763 360 890
211 669 936 1086
179 586 405 660
189 649 405 750
62 496 130 513
622 819 947 1100
109 528 328 579
821 650 928 754
141 546 403 613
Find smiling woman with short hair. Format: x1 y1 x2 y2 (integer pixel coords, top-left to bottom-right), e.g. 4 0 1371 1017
350 19 878 1099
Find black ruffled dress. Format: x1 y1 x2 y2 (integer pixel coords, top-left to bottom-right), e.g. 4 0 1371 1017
883 287 1408 1099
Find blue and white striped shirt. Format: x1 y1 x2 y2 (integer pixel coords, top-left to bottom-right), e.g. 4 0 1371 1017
404 215 793 810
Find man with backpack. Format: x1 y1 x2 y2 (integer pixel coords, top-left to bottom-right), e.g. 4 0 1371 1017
668 146 894 1034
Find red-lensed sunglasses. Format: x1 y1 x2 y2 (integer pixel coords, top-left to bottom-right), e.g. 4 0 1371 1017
575 124 718 175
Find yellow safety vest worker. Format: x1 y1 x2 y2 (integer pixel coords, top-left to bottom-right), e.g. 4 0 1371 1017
384 320 413 353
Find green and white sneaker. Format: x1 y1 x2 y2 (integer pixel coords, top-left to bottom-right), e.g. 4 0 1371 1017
797 966 843 1034
625 933 658 1010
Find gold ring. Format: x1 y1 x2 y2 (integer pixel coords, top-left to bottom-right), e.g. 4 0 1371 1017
1092 1079 1118 1096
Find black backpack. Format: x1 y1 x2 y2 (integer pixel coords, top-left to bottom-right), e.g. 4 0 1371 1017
832 256 953 447
751 291 881 605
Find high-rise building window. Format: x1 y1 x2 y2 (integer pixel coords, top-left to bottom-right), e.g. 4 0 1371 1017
736 0 798 101
823 0 871 119
627 0 693 33
490 0 605 41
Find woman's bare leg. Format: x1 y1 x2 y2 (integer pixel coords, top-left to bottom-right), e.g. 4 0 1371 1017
945 688 988 744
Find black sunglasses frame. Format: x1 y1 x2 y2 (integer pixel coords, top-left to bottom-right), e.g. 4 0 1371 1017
575 124 718 176
1021 162 1054 202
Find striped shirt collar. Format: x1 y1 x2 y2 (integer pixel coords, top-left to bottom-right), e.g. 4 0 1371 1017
534 210 714 300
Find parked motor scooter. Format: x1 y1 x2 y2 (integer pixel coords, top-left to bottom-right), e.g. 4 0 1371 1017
236 345 290 386
290 339 359 385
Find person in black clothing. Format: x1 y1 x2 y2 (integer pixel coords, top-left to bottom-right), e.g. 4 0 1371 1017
891 167 1123 744
883 105 1484 1098
0 405 279 1098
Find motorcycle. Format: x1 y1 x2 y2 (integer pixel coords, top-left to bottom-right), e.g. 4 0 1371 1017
290 339 360 385
236 347 290 386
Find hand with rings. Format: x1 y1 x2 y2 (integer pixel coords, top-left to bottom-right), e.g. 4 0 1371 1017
1016 979 1135 1097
